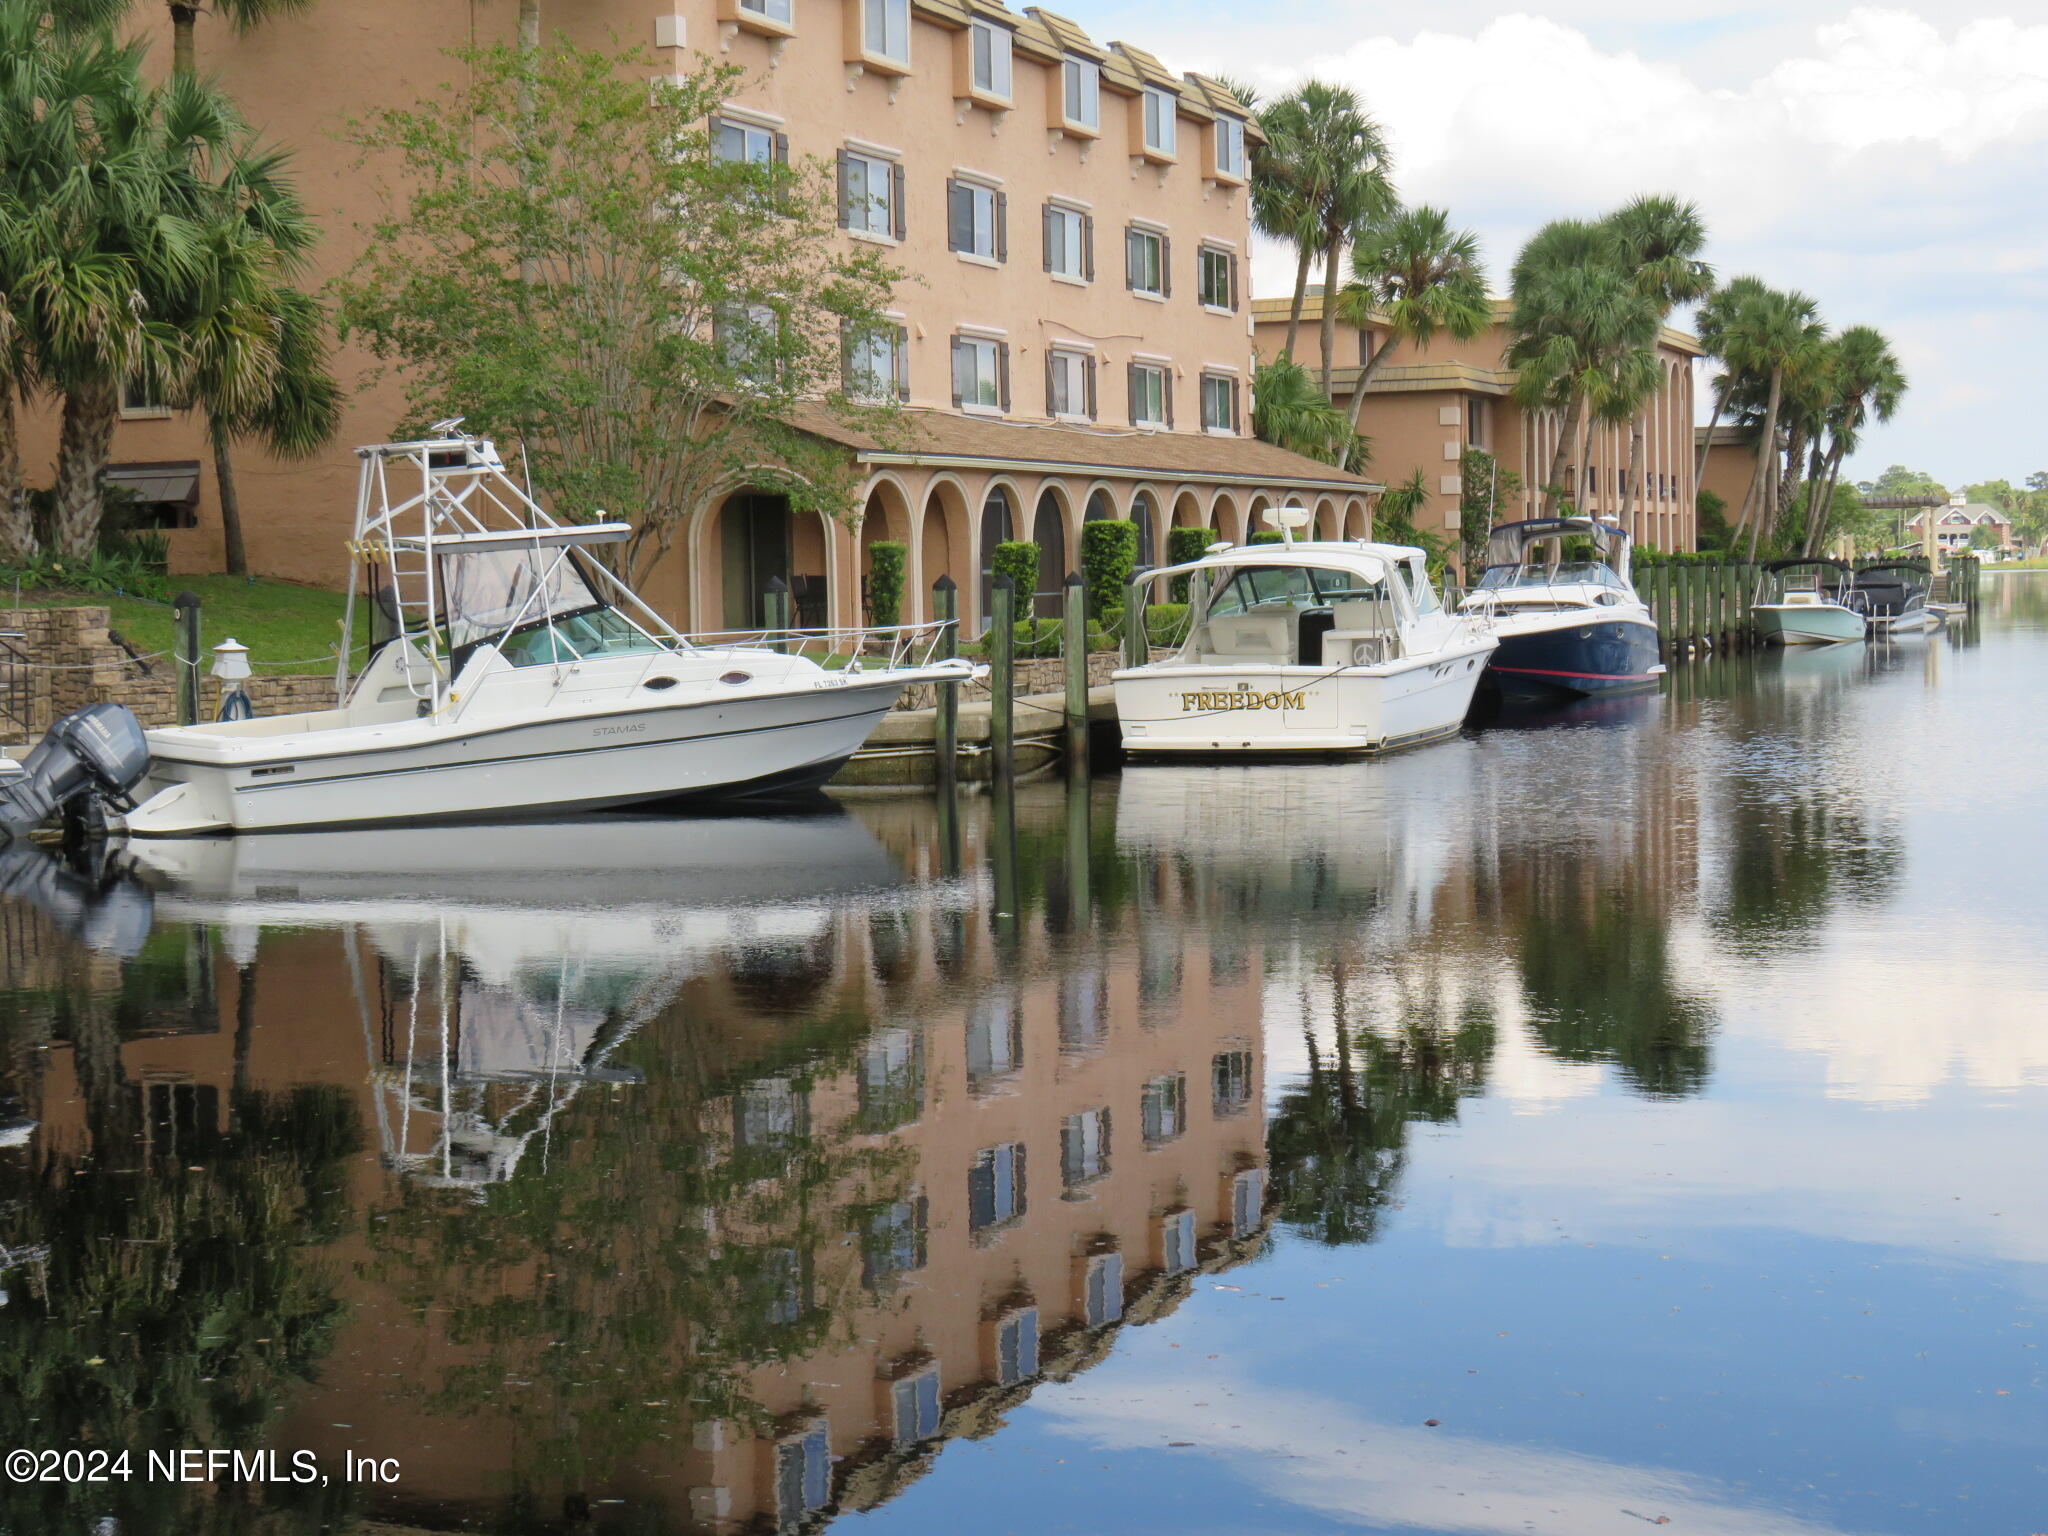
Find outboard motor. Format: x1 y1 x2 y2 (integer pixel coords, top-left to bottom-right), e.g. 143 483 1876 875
0 702 153 841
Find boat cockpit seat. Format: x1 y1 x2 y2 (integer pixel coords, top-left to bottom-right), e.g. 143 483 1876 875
1200 611 1296 666
1323 596 1402 666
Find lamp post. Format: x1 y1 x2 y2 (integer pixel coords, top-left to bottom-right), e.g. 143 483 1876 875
211 637 253 722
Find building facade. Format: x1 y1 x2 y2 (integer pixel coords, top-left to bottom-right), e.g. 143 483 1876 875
20 0 1372 635
1253 294 1703 561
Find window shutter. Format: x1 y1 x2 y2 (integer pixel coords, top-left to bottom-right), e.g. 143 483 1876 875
1161 234 1172 297
835 150 851 229
708 114 726 157
1084 355 1097 419
1082 214 1094 281
995 191 1008 262
1164 373 1175 430
1232 377 1242 434
1229 251 1240 311
951 339 965 407
997 341 1011 411
839 321 854 392
1044 349 1057 416
895 325 911 402
1126 361 1139 424
891 161 906 241
947 180 966 253
1042 203 1054 272
773 131 789 166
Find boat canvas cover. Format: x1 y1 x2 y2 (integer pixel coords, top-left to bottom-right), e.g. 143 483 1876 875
438 546 599 649
1483 517 1631 571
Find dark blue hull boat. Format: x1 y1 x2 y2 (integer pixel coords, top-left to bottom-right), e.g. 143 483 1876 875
1486 616 1663 700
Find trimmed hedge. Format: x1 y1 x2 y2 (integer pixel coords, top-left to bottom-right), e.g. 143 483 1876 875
1165 526 1219 601
866 539 906 627
1081 518 1139 620
990 540 1040 604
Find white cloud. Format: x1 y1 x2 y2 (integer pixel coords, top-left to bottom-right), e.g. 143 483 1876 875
1179 9 2048 483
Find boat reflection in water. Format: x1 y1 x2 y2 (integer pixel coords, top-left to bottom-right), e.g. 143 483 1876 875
6 798 1272 1535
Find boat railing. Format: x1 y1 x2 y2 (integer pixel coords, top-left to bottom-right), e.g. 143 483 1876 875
681 618 961 673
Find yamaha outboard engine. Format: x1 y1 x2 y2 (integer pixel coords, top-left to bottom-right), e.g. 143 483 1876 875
0 702 153 841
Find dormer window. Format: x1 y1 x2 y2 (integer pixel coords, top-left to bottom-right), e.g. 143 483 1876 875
1214 115 1246 179
1062 56 1100 130
738 0 792 23
1142 86 1177 157
863 0 909 64
970 19 1012 99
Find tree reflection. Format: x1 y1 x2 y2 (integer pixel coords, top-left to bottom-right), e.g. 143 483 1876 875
1712 790 1900 959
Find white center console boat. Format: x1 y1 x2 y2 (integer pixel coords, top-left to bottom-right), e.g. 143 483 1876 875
118 426 975 835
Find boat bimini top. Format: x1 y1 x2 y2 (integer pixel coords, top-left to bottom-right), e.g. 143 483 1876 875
1473 516 1634 594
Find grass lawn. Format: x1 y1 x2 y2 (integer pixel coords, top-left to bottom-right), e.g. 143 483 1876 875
7 574 357 672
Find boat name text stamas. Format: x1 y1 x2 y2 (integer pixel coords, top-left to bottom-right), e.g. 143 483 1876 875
1178 690 1308 712
594 723 648 738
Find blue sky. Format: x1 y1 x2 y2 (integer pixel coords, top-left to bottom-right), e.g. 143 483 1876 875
1077 3 2048 488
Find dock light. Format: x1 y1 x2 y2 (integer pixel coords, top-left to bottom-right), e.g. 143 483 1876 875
1263 503 1314 546
210 638 251 682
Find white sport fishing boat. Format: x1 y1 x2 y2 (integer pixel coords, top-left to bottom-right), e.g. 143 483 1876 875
118 425 974 836
1112 507 1495 756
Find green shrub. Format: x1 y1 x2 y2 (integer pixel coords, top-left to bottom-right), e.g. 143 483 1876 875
1080 518 1139 620
1248 529 1284 545
1165 526 1218 601
1144 602 1191 647
990 540 1040 607
866 539 906 627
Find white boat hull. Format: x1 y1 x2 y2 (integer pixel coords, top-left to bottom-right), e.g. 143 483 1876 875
123 676 923 836
1112 646 1491 756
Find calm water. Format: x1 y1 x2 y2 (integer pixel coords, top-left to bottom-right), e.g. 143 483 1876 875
2 579 2044 1536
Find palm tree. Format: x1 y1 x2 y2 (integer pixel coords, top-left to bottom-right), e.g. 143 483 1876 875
1601 195 1712 528
1506 219 1658 516
1333 205 1489 436
1691 275 1770 488
1723 286 1823 557
1251 357 1349 465
161 0 312 77
1310 105 1394 400
1800 326 1903 555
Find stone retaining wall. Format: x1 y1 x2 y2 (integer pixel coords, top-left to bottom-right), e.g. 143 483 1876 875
892 650 1149 711
0 606 337 737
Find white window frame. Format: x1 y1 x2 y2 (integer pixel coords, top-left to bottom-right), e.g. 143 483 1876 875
950 176 1003 262
1046 201 1088 281
996 1308 1040 1385
1142 87 1178 157
1062 55 1100 130
844 147 895 238
1084 1251 1125 1328
1127 225 1165 299
1197 244 1234 311
953 334 1003 412
714 117 776 165
891 1368 941 1445
774 1420 831 1527
970 19 1012 100
739 0 793 23
847 322 905 403
1214 115 1246 179
1162 1208 1196 1275
1129 362 1166 428
1200 371 1238 434
863 0 909 63
1047 347 1091 421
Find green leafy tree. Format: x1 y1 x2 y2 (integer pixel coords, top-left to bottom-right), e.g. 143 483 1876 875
1251 357 1351 465
1853 464 1946 500
1601 195 1712 527
1458 447 1519 577
1334 204 1489 437
1374 467 1452 577
338 42 902 582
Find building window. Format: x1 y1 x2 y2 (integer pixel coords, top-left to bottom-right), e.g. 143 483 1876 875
1214 115 1246 178
950 334 1008 411
968 1141 1026 1233
857 1024 923 1130
1467 394 1489 449
1060 967 1107 1052
860 1195 928 1289
844 321 909 402
1061 1106 1111 1188
1141 87 1177 157
712 115 784 166
1084 1251 1124 1327
1141 1073 1186 1145
740 0 793 21
837 148 902 239
1062 55 1100 129
120 376 168 417
1125 225 1167 297
1127 361 1167 428
997 1308 1040 1385
1043 202 1092 281
1212 1050 1252 1117
1162 1208 1197 1275
757 1246 812 1327
970 19 1012 99
716 303 781 388
1197 244 1237 311
1045 347 1095 421
966 993 1022 1089
1232 1167 1265 1238
1200 372 1240 434
774 1421 831 1530
862 0 909 62
947 177 1006 261
734 1076 807 1150
891 1368 941 1445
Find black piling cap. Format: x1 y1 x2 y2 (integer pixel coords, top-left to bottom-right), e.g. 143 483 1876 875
1064 570 1086 587
933 574 957 592
992 573 1015 591
172 591 202 611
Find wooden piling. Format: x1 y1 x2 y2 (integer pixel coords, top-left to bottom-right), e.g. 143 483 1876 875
173 591 202 727
989 574 1016 784
932 576 959 794
1062 571 1089 774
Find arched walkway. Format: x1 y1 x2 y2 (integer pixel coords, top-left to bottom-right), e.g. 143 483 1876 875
1168 490 1201 564
859 478 912 625
978 484 1016 628
920 478 970 627
710 491 832 631
1246 494 1273 544
1313 496 1338 542
1208 492 1239 546
1129 490 1159 575
1030 486 1068 618
1343 497 1370 541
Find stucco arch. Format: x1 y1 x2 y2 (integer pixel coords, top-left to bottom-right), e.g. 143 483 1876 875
976 475 1028 629
1029 481 1074 617
1313 496 1339 542
858 474 914 624
1244 493 1273 544
1206 490 1239 545
694 490 839 633
1343 497 1370 540
919 476 972 627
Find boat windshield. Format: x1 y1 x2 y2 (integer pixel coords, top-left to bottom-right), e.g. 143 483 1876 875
496 606 668 668
438 546 603 650
1476 562 1629 593
1203 563 1387 620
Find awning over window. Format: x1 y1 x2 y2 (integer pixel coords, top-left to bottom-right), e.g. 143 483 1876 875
103 461 200 504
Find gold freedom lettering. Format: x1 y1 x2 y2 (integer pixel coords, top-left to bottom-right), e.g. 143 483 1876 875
1177 690 1308 712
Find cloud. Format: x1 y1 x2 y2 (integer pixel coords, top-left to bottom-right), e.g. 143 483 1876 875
1179 9 2048 482
1041 1371 1867 1535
